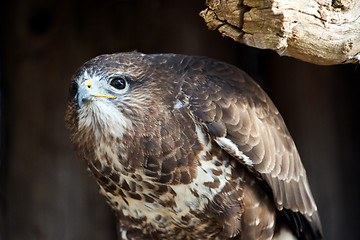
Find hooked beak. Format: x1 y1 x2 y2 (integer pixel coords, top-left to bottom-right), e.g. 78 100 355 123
76 80 115 108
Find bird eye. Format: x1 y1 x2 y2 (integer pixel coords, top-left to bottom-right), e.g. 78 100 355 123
110 77 126 90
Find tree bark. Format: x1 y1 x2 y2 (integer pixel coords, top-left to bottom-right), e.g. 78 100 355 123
200 0 360 65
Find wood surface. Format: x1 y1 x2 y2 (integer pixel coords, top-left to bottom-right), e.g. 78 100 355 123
200 0 360 65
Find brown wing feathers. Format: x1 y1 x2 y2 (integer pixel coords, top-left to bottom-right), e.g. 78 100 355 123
183 56 322 238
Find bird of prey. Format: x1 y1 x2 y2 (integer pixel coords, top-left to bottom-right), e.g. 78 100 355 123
65 52 322 240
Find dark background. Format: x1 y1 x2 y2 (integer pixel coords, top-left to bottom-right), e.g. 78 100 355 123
1 0 359 239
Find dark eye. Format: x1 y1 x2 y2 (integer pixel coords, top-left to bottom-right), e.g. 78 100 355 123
110 77 126 90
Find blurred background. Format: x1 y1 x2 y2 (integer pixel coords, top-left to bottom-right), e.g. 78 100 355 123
0 0 359 239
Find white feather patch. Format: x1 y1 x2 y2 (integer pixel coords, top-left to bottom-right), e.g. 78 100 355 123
249 218 260 226
174 100 183 109
273 227 297 240
78 98 132 140
83 70 102 84
120 229 128 240
215 137 254 166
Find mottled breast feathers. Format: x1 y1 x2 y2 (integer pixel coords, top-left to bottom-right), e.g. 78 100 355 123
65 51 322 240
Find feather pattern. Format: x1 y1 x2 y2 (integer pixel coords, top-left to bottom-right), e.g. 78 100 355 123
178 55 322 237
65 52 322 239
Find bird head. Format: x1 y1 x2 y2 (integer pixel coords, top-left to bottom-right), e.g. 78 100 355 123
76 78 117 109
69 52 151 110
65 52 174 145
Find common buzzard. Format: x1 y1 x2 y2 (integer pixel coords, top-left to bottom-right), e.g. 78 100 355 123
65 52 322 240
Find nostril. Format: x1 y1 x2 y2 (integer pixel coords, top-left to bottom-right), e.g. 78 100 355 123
85 80 92 89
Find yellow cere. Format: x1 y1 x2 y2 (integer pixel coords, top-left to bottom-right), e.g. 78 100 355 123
85 80 92 89
84 80 115 98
